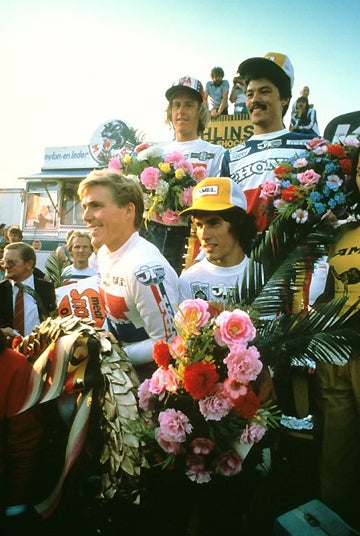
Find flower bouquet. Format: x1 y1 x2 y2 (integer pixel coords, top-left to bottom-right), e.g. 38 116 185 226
260 136 359 224
108 143 207 226
135 299 280 484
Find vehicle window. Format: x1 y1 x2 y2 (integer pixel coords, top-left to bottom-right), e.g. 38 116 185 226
24 183 58 229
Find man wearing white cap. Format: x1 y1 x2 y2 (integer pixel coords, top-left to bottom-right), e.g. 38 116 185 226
143 77 226 275
178 177 257 303
221 52 314 232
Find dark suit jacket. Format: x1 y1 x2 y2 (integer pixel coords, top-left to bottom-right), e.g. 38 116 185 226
0 277 57 330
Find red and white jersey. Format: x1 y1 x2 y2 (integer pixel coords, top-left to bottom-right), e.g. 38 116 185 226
221 129 313 231
97 232 179 366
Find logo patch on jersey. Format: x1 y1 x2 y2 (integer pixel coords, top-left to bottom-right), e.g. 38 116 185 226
257 139 282 150
135 265 165 285
190 283 209 300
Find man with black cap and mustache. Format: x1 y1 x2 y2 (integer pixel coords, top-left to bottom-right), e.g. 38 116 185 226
221 52 314 232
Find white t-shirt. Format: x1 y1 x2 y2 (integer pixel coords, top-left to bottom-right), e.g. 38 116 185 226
162 138 225 178
97 232 179 367
179 256 249 303
61 264 97 283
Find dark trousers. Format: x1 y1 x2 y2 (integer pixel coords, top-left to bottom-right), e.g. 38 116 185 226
141 220 190 276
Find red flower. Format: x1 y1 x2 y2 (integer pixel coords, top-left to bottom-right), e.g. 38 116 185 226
281 185 304 202
339 158 352 175
153 339 171 369
183 361 219 400
274 164 292 178
233 390 261 419
327 144 347 159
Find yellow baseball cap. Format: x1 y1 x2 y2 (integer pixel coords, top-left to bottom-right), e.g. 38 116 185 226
239 51 294 88
180 177 247 215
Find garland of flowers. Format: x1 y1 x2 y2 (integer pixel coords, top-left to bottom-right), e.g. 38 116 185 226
108 142 207 226
133 299 280 484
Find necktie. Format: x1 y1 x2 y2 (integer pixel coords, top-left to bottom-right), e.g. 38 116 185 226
14 283 25 336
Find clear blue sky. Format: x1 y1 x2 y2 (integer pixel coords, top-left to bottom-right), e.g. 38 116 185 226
0 0 358 187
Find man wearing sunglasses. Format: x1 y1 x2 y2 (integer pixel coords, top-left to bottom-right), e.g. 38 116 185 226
0 242 57 341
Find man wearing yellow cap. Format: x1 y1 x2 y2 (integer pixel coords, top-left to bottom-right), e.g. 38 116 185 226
179 177 257 303
221 52 314 232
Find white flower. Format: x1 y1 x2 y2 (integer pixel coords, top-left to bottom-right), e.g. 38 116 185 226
137 144 164 161
291 208 309 224
155 179 170 196
273 198 289 212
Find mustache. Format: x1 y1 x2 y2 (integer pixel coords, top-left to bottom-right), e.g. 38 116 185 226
249 102 267 113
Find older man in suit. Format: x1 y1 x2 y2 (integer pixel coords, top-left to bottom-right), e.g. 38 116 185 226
0 242 57 343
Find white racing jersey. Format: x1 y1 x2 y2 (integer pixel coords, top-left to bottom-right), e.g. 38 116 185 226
97 232 179 366
221 129 313 231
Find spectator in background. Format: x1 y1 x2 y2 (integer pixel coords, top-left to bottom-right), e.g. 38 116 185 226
291 84 314 114
0 242 57 341
55 229 74 264
5 227 45 279
230 75 248 115
0 329 43 535
290 96 320 136
6 226 22 244
205 66 229 118
61 231 96 283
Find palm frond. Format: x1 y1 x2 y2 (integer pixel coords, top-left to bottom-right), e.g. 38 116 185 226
254 297 360 366
45 251 71 288
240 216 359 366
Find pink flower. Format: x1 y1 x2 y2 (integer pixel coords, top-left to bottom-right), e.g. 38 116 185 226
138 379 154 410
224 344 263 384
305 137 328 151
297 169 321 187
149 367 179 397
174 298 210 334
215 450 243 476
223 377 248 400
164 151 184 164
293 157 308 169
259 180 280 200
192 165 207 183
161 209 180 225
175 299 210 334
198 385 233 421
135 142 151 153
180 186 194 206
240 422 266 444
170 335 186 357
140 167 160 189
108 156 122 171
186 454 212 482
214 309 256 347
175 159 194 175
155 430 183 454
158 408 193 442
190 437 215 455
